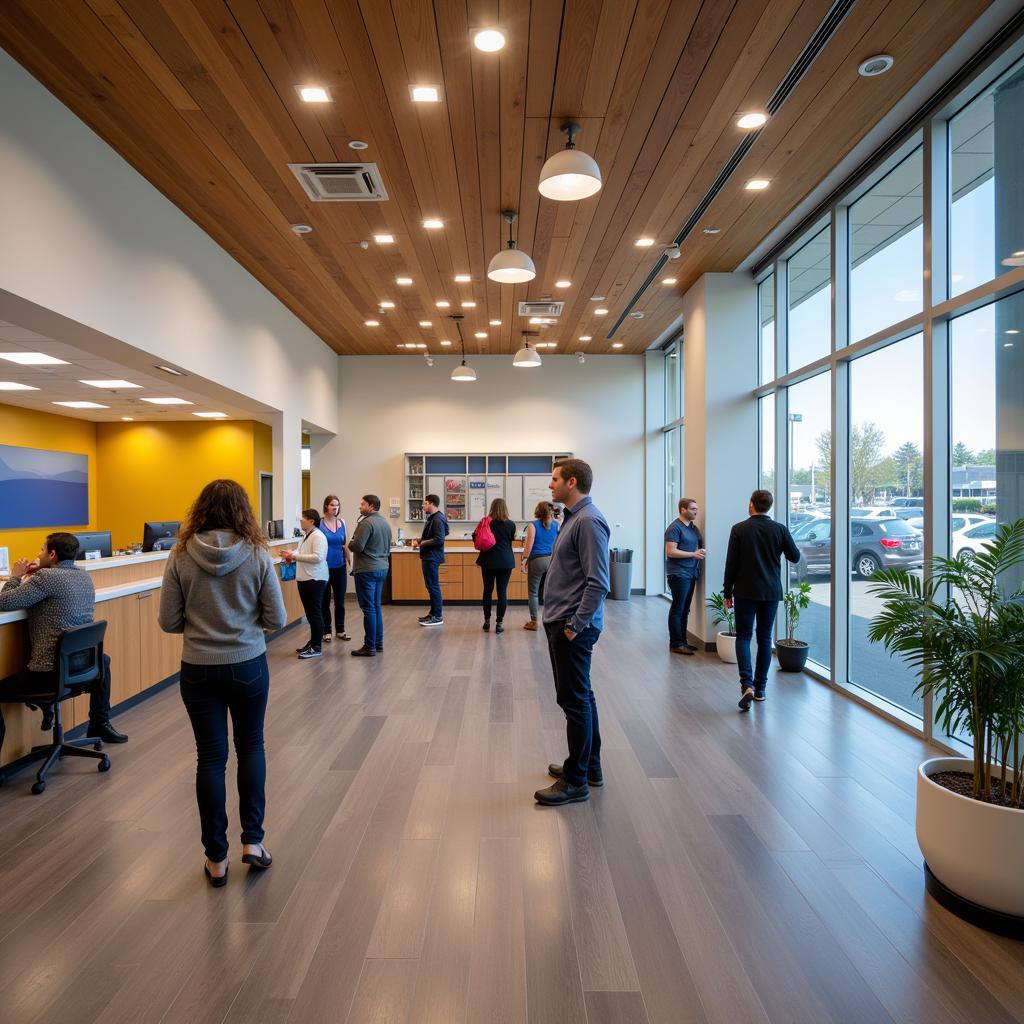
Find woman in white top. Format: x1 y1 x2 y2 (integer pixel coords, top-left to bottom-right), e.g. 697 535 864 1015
282 508 329 659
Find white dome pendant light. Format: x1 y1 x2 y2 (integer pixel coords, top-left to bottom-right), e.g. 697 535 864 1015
449 315 477 381
513 333 542 368
487 211 536 284
539 123 602 201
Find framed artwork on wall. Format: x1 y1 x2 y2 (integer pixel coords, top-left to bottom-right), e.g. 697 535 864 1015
0 443 89 528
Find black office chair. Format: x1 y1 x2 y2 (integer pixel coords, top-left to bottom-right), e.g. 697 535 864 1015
23 621 112 794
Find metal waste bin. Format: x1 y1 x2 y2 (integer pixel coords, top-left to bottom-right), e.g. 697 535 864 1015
609 548 633 600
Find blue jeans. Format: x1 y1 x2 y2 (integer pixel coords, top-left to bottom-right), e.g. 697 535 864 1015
733 598 778 693
421 559 442 618
544 619 602 787
667 574 697 647
354 569 386 649
180 654 269 862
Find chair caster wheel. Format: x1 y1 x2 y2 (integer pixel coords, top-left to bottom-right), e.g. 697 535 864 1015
93 741 103 751
31 781 46 795
98 757 111 773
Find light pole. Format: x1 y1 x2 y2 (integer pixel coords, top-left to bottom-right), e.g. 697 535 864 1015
788 412 802 508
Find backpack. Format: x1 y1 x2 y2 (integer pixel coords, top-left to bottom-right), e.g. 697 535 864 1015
473 516 496 552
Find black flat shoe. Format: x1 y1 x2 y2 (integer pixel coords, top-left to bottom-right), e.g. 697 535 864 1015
482 620 490 631
86 722 128 743
241 846 273 869
204 863 228 888
351 646 376 657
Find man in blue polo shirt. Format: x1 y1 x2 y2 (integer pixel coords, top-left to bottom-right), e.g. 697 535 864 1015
534 458 610 806
665 497 705 654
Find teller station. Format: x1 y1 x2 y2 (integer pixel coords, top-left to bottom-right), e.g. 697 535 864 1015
0 538 302 770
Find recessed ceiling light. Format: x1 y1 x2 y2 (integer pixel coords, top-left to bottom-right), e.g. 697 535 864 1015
661 278 677 285
579 335 592 341
462 301 476 308
193 412 228 418
79 379 142 389
121 416 134 421
635 238 655 247
702 227 721 235
365 319 380 327
404 343 418 349
374 233 394 244
410 85 441 103
591 295 605 301
0 352 69 365
423 218 444 229
473 28 506 52
379 301 395 309
155 364 186 376
416 343 427 349
53 401 108 409
736 112 767 129
348 140 369 151
440 340 452 346
858 54 894 78
555 279 571 288
475 331 487 338
436 300 450 308
454 274 471 283
489 319 501 326
291 223 313 234
396 277 413 286
1004 341 1015 348
745 178 771 190
594 308 608 316
298 86 330 103
0 381 39 390
1006 329 1020 335
528 317 555 325
612 342 624 349
419 320 433 328
141 397 193 405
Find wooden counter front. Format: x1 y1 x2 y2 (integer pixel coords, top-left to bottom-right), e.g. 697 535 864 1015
390 550 529 603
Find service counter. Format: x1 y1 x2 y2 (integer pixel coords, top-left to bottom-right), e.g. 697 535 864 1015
389 540 530 604
0 538 300 768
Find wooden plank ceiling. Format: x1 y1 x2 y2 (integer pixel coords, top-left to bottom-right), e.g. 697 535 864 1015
0 0 993 356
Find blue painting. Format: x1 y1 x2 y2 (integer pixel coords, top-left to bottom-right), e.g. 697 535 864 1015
0 444 89 528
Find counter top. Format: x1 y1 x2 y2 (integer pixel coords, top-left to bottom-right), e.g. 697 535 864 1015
390 545 526 554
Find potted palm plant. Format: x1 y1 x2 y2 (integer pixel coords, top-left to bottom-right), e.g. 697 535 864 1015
706 592 737 663
868 519 1024 935
776 581 811 671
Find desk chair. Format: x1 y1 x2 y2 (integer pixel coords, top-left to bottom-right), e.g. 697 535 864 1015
23 621 112 795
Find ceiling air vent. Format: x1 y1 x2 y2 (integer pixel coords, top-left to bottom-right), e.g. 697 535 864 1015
518 300 564 317
288 163 389 202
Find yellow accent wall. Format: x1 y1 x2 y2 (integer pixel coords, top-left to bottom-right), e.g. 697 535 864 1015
97 421 264 547
0 404 98 561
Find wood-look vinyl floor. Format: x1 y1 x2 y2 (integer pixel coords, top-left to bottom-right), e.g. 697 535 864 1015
1 598 1022 1024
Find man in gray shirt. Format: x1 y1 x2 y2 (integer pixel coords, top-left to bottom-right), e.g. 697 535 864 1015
535 459 610 806
0 532 128 762
348 494 392 657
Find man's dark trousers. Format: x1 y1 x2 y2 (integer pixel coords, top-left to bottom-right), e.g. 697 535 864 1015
544 620 602 786
733 598 778 692
667 574 697 648
421 560 442 618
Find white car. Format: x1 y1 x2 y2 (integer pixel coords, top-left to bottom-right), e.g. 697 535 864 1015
904 513 991 538
850 507 897 520
954 519 999 559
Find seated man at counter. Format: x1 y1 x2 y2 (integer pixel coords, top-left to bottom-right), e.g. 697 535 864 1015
0 532 128 758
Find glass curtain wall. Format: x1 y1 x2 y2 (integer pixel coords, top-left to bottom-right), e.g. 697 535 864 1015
662 340 684 593
753 43 1024 741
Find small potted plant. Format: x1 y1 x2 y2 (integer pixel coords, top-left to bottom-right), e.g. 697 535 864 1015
706 592 737 663
776 581 811 671
868 520 1024 933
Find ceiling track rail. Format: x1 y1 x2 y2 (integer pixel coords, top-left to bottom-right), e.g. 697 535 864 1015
607 0 858 339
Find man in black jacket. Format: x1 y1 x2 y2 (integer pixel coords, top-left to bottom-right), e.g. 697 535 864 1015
417 494 449 626
723 490 801 711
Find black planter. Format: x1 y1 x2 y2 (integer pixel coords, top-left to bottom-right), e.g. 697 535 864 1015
776 640 809 672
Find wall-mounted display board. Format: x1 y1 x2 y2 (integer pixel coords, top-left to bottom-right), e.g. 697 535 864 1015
0 443 88 528
405 453 571 523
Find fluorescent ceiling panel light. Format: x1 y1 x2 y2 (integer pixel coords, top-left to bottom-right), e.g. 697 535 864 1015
379 301 395 309
594 308 608 316
474 332 487 338
661 278 677 285
193 412 228 418
745 178 770 190
436 300 450 308
0 381 39 390
419 320 433 327
374 234 394 244
461 301 476 308
396 277 413 286
555 280 571 288
53 401 108 409
0 352 69 365
422 218 444 229
79 379 142 389
298 86 330 103
365 320 380 327
634 238 655 247
489 319 501 326
121 416 134 421
440 340 452 346
410 85 441 102
454 274 471 283
579 335 592 341
141 397 194 405
612 342 624 349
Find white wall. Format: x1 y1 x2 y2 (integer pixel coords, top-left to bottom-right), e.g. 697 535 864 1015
683 273 758 641
0 51 339 529
312 354 647 587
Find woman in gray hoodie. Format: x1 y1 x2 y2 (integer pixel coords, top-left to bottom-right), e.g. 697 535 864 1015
159 479 287 887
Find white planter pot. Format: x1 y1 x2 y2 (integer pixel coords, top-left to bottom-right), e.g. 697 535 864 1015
917 756 1024 918
715 631 737 663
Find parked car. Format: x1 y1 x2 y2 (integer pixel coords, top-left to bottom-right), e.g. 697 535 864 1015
790 508 829 530
850 506 898 520
890 497 924 509
791 516 924 581
954 519 999 559
904 513 993 539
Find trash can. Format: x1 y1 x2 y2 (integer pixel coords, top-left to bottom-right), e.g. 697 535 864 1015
609 548 633 600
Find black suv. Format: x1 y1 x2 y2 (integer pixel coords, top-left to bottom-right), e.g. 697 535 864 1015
792 517 924 581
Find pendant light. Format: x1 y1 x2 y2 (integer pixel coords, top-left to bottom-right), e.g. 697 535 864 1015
487 211 536 284
513 333 542 368
539 123 602 201
449 316 477 381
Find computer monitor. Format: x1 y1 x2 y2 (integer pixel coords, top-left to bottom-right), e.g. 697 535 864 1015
143 521 180 552
73 531 112 560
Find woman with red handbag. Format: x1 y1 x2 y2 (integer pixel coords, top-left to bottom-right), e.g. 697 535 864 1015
474 498 516 633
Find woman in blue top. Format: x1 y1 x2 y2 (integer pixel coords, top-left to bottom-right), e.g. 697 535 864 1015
319 495 351 642
520 500 559 630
